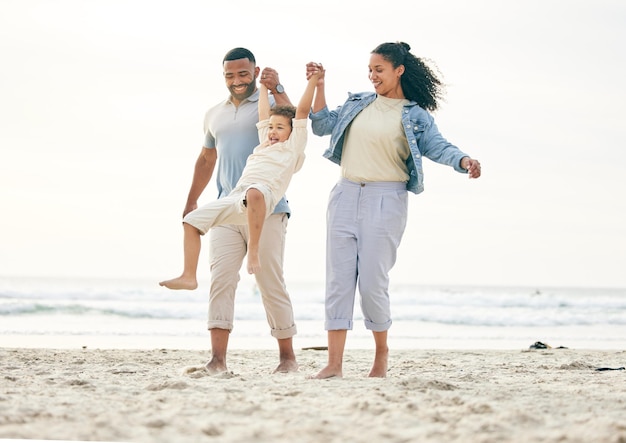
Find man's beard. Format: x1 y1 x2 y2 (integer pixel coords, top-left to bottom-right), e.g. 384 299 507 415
229 81 256 101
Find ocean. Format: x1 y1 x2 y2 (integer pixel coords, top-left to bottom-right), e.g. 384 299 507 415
1 275 625 351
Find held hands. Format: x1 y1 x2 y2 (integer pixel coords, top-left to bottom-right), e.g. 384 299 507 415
259 67 280 92
306 62 325 83
461 157 482 179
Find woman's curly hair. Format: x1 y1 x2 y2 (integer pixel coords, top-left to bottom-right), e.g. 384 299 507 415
372 41 445 112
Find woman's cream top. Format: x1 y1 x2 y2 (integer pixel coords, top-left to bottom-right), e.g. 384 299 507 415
341 95 410 183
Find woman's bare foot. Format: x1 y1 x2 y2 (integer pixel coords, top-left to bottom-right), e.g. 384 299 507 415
368 348 388 378
307 365 342 379
159 276 198 290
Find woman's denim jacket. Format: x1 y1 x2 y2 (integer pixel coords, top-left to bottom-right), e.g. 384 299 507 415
309 92 469 194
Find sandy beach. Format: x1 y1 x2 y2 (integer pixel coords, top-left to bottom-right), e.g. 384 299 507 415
1 347 625 443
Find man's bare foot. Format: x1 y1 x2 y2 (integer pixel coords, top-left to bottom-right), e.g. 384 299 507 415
205 357 228 375
307 365 342 379
159 276 198 290
246 254 261 274
368 349 388 378
273 358 299 374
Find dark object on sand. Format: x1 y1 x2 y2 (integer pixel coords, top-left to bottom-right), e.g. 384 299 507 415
528 341 568 350
302 346 328 351
595 367 625 371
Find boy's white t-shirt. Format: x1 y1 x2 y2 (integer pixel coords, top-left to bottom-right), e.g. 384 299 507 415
237 118 307 206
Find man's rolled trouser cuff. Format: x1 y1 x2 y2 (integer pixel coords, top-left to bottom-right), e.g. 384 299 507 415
208 320 233 332
271 324 297 339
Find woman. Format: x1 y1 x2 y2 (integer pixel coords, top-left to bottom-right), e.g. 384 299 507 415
307 42 481 379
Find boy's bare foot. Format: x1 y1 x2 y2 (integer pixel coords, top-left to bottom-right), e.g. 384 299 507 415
307 365 342 379
159 276 198 290
247 255 261 274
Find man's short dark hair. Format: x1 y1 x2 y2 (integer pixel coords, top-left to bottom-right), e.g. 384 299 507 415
223 47 256 64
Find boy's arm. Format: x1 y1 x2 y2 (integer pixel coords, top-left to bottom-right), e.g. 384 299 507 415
258 83 270 121
306 62 326 114
296 64 322 120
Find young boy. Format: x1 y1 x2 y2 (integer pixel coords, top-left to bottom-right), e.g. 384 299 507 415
160 64 322 290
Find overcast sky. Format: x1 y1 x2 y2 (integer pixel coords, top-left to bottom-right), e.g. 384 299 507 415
1 0 625 289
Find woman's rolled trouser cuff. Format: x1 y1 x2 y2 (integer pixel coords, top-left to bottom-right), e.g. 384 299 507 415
325 319 353 330
364 319 392 332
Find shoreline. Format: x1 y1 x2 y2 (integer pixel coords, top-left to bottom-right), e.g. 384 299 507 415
2 330 626 352
1 347 625 442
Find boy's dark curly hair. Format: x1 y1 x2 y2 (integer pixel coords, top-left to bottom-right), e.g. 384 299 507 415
372 41 445 112
270 105 296 125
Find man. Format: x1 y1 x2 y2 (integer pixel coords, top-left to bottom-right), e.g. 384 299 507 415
183 47 297 374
